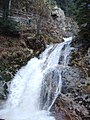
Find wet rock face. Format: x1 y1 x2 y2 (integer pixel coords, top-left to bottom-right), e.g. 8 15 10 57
40 69 60 110
0 76 9 100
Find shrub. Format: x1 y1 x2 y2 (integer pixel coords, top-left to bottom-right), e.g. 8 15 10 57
0 18 20 37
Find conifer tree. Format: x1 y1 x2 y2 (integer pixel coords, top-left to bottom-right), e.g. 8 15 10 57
75 0 90 48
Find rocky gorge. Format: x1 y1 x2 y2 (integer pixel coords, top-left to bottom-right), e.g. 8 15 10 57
0 2 90 120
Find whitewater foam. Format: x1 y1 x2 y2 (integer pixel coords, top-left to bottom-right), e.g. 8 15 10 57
0 37 72 120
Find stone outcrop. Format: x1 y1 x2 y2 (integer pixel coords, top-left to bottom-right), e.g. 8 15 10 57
51 6 66 33
52 66 89 120
51 6 79 38
0 76 8 100
40 68 60 110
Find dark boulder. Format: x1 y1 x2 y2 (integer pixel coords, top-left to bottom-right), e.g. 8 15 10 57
0 76 9 100
61 66 86 94
25 35 46 53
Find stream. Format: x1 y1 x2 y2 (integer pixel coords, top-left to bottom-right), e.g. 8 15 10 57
0 37 73 120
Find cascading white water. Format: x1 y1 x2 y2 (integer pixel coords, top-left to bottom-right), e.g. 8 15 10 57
0 37 73 120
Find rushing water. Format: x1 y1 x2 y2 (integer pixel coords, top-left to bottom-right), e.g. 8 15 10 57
0 37 73 120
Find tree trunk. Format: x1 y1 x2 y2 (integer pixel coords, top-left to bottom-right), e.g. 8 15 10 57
36 16 42 35
9 0 12 11
3 0 10 20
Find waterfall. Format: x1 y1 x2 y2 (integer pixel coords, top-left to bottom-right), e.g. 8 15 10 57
0 37 73 120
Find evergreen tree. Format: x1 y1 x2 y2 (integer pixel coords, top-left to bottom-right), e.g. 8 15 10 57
55 0 90 48
75 0 90 49
54 0 77 16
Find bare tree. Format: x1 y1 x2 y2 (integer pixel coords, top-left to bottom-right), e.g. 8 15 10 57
31 0 50 35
